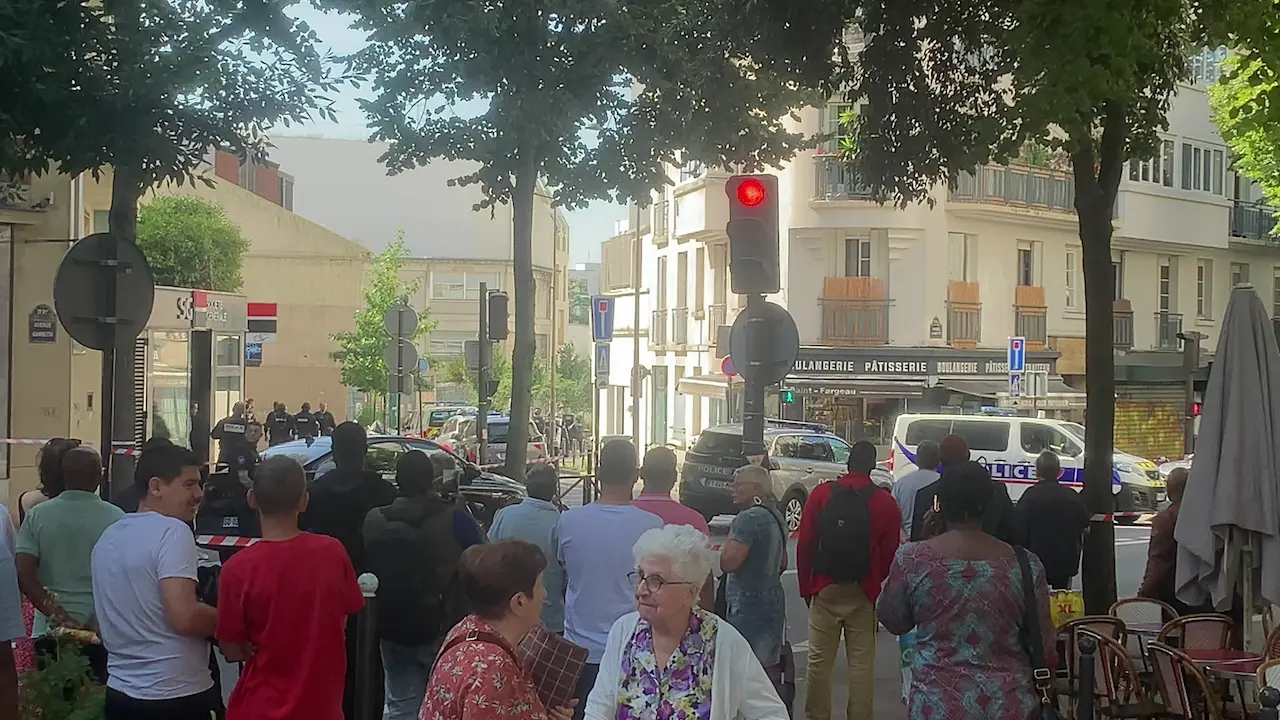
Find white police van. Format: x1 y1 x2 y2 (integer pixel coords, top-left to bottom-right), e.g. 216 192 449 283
889 412 1164 520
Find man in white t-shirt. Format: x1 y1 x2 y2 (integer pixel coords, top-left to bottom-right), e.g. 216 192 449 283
91 443 221 720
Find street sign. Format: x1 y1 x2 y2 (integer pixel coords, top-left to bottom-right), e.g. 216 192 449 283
464 340 482 371
591 296 615 342
595 343 611 388
418 357 431 374
384 304 419 337
1008 373 1023 398
721 356 737 377
728 301 800 385
54 233 156 350
245 343 263 367
384 338 419 378
1008 336 1026 373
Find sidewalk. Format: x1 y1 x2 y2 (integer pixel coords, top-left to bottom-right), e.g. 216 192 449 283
790 627 909 720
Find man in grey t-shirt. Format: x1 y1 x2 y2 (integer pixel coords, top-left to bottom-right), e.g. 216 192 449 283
890 440 940 539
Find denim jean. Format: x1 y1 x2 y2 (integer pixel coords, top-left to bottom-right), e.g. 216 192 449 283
381 640 437 720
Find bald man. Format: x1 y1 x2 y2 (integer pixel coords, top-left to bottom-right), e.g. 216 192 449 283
16 445 123 681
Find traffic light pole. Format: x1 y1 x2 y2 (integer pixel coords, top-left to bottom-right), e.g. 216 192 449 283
741 293 767 459
477 282 490 462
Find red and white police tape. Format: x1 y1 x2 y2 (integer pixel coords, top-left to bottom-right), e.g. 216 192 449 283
196 535 261 548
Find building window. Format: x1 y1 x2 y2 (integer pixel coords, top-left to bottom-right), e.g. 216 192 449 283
93 210 111 234
464 273 500 300
678 160 705 182
278 174 294 210
1232 262 1250 288
821 103 855 154
1197 259 1213 318
846 238 873 277
1158 259 1174 312
1128 139 1175 187
428 339 465 356
947 232 977 282
432 273 466 300
656 256 668 310
694 246 705 311
1065 248 1078 310
1112 257 1125 301
1180 142 1226 195
1189 46 1230 85
1017 247 1035 287
536 334 549 360
676 252 689 307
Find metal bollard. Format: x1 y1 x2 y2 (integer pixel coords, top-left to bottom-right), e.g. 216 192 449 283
1076 634 1097 720
355 573 380 720
583 446 596 505
1261 686 1280 720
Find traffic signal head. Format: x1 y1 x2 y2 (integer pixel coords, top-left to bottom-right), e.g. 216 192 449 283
485 379 500 398
488 291 509 341
780 389 796 404
725 174 780 295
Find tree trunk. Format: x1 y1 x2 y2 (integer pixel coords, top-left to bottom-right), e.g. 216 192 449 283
1073 124 1124 614
105 162 145 498
505 158 538 481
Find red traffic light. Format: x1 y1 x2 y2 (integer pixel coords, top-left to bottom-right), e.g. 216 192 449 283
1192 402 1202 416
736 178 767 207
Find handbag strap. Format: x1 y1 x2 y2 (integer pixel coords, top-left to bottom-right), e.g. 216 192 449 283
1014 546 1054 705
437 628 521 668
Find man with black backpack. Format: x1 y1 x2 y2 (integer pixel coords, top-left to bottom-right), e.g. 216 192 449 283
363 450 483 720
795 440 900 720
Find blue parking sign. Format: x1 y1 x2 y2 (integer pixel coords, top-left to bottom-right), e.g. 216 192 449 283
1008 336 1026 373
591 296 615 342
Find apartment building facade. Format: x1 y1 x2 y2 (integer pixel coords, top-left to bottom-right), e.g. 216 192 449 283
266 136 573 405
599 47 1276 460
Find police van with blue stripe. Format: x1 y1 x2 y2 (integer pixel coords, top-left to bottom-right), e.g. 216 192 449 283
889 412 1164 522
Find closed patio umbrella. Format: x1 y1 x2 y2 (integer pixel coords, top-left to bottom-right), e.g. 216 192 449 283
1175 285 1280 645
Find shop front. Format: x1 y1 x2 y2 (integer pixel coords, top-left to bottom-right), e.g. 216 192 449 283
137 287 248 457
778 346 1085 444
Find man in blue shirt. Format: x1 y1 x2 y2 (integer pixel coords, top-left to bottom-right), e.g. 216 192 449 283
489 463 565 632
558 439 663 720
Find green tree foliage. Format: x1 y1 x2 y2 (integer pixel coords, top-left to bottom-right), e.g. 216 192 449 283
330 236 436 396
0 0 345 244
135 195 250 292
723 0 1268 612
1210 54 1280 224
438 344 590 418
325 0 818 478
569 277 591 326
19 640 104 720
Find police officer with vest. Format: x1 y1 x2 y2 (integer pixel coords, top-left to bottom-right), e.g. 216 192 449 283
212 401 256 469
294 402 319 441
265 402 295 446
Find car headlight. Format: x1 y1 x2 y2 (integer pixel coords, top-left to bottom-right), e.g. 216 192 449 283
1113 462 1141 477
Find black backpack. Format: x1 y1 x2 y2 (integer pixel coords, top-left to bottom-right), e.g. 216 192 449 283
813 484 878 584
364 497 468 646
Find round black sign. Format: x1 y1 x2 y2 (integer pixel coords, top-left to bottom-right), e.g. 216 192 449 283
53 233 156 351
728 301 800 385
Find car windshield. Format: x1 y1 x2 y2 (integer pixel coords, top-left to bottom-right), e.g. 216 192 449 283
261 437 333 468
1062 422 1086 442
692 430 742 456
488 422 510 444
429 410 457 425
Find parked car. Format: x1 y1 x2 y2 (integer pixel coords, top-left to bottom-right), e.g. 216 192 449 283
424 405 476 439
452 414 549 467
680 419 874 532
195 434 526 541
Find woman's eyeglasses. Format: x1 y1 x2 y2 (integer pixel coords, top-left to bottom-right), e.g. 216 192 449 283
629 570 695 594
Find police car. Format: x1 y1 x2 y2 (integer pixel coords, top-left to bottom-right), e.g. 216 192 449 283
890 412 1163 521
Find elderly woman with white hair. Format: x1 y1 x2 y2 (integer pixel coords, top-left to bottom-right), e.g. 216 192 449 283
720 465 789 680
584 524 788 720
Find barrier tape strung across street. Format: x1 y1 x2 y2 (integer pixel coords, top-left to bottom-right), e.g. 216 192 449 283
197 535 261 548
1092 512 1156 522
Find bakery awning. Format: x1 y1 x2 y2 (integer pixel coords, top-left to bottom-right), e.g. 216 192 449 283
781 377 926 398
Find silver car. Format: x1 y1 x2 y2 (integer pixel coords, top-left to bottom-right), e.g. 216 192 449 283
454 415 549 466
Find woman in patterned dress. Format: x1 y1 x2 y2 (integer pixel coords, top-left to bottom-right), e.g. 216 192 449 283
877 461 1058 720
422 540 575 720
584 524 788 720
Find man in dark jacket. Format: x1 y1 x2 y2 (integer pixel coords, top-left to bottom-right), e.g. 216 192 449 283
293 402 319 440
265 402 295 446
1015 451 1089 589
211 402 253 468
300 421 395 720
364 451 482 720
911 435 1021 545
316 402 337 437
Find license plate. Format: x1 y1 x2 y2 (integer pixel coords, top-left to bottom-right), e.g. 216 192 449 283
702 479 733 490
1157 491 1166 502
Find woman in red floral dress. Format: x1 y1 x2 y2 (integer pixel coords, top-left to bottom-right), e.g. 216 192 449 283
422 540 575 720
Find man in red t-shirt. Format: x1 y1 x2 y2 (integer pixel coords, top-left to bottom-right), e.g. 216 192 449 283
216 456 365 720
795 440 900 720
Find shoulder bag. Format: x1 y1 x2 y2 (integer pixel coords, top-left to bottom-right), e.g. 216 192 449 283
1014 547 1061 720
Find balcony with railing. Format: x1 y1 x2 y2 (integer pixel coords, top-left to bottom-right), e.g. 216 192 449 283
1230 200 1278 242
650 309 669 350
600 234 635 293
821 276 889 346
951 164 1076 215
1113 299 1134 350
813 157 875 201
946 281 982 348
1155 311 1182 350
1013 286 1047 349
671 307 689 347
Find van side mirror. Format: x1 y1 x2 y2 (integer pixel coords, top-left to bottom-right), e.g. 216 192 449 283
768 458 780 471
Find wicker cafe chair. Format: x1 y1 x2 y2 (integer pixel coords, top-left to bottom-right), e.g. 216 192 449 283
1257 658 1280 695
1111 597 1178 669
1264 625 1280 660
1077 629 1167 719
1148 641 1227 720
1059 617 1127 695
1157 614 1236 652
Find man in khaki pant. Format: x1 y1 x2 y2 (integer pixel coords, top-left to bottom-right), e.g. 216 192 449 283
794 441 901 720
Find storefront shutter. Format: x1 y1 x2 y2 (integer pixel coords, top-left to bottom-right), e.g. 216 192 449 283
1114 383 1187 460
132 336 148 448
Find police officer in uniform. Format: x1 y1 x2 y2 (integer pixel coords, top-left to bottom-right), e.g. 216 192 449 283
265 402 295 446
211 401 254 468
294 402 319 441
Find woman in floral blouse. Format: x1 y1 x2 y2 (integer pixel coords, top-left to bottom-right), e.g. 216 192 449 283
422 540 575 720
584 524 788 720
